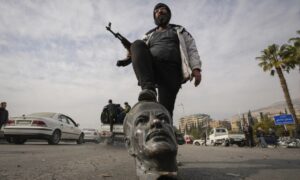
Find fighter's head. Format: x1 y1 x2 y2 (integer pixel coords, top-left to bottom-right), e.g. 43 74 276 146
153 3 171 27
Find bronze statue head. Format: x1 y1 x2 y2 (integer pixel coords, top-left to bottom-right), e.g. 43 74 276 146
124 101 178 179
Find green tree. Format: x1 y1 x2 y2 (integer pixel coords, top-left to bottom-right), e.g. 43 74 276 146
190 125 200 139
253 115 286 137
256 44 299 136
248 110 255 126
184 123 188 135
287 30 300 71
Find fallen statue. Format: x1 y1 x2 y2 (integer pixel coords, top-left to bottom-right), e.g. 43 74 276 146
123 101 178 180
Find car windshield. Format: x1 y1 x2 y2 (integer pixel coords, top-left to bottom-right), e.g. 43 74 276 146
27 112 56 118
216 129 226 133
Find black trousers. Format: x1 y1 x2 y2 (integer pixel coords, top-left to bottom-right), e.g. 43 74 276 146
131 40 181 120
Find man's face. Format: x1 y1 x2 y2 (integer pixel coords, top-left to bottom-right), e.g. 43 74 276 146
154 6 170 27
1 103 6 108
124 102 177 159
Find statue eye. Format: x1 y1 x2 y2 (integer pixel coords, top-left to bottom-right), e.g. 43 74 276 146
135 116 148 126
157 114 169 124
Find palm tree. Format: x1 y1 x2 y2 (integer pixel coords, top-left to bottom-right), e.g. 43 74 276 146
256 44 299 136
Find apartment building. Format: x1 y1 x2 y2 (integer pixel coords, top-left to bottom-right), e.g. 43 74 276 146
178 114 211 133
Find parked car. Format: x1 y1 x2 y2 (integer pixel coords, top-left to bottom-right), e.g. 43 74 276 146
3 112 84 145
82 128 101 143
193 139 205 146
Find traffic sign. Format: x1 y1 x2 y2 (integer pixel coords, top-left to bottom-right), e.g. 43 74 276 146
274 114 294 125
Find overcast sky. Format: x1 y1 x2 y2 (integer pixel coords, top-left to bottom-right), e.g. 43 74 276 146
0 0 299 128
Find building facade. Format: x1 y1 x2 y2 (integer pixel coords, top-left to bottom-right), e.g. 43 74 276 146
178 114 211 134
209 120 232 130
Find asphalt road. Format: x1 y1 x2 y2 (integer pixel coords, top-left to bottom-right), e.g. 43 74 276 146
0 141 300 180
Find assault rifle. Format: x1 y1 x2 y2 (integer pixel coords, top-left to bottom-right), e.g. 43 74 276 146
106 22 132 67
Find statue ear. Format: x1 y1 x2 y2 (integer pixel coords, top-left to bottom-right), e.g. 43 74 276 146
125 137 136 156
125 137 130 147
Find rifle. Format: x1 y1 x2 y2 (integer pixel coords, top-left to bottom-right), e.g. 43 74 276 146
106 22 132 67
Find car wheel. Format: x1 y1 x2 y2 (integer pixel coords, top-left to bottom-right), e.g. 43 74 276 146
48 130 61 145
95 139 101 144
13 137 27 144
76 134 84 144
238 142 245 147
6 137 13 144
194 142 200 146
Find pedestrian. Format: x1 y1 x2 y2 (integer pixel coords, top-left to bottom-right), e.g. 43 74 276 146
118 3 202 123
243 123 249 146
105 99 117 132
124 102 131 113
256 127 267 148
203 132 207 146
0 102 9 130
268 128 277 146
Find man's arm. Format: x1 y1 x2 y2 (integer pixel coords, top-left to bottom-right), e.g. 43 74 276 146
182 30 202 87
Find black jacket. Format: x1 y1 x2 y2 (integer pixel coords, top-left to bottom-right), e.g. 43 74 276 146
0 108 9 123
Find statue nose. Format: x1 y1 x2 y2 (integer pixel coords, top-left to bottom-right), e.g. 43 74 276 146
150 118 162 129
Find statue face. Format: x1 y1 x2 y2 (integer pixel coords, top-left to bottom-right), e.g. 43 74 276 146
124 102 177 159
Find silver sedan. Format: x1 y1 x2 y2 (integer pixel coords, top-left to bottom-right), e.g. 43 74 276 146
82 128 101 143
3 112 84 145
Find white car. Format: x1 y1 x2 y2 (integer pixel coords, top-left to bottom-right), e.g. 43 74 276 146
193 139 205 146
82 128 101 143
3 112 84 145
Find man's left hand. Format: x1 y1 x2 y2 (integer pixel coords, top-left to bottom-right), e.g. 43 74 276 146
192 69 201 87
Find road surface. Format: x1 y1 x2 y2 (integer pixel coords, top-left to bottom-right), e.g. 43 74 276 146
0 141 300 180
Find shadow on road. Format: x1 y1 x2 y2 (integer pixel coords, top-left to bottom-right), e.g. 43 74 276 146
178 158 300 180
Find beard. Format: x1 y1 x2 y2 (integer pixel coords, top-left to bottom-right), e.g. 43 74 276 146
154 14 170 27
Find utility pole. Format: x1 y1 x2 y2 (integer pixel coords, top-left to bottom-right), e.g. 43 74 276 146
178 103 185 115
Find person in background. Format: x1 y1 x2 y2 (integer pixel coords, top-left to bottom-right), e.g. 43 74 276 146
268 128 278 146
105 99 117 132
256 127 267 148
124 102 131 114
0 102 9 130
203 132 207 146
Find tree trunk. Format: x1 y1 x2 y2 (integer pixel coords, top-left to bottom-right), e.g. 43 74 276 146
275 67 300 137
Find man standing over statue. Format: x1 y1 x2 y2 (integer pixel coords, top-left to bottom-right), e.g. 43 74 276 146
117 3 202 123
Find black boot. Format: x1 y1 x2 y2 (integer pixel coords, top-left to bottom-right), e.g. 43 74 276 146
138 89 157 102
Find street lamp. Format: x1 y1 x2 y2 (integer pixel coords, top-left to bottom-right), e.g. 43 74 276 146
177 103 185 115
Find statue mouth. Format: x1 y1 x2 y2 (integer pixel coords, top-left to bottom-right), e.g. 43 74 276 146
146 130 171 142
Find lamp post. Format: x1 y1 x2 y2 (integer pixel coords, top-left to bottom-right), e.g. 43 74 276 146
178 103 185 115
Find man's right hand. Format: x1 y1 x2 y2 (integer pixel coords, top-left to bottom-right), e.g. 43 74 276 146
191 69 202 87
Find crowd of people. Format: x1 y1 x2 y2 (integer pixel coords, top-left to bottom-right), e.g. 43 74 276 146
101 100 131 132
243 123 280 148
